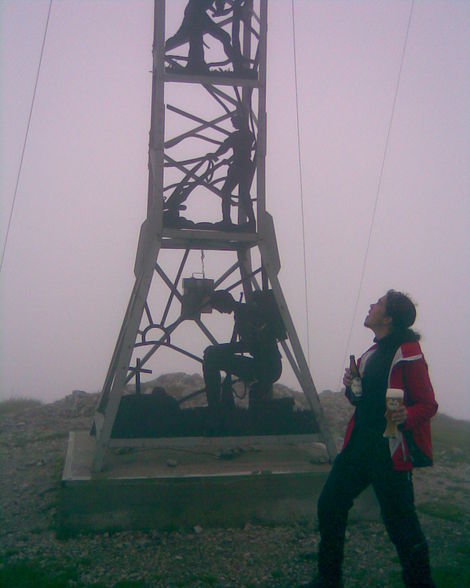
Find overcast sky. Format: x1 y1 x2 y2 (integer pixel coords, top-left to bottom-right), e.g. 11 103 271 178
1 0 469 421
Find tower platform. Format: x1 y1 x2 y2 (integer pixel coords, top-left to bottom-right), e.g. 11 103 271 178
59 431 379 535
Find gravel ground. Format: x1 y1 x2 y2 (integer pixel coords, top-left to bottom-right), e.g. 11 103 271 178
0 390 469 587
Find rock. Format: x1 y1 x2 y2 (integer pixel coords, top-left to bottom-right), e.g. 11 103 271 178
450 447 463 456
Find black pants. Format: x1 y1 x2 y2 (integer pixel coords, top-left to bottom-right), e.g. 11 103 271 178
317 435 434 587
203 343 281 411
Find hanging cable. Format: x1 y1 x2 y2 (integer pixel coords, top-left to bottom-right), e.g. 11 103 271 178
0 0 53 274
338 0 415 388
291 0 311 364
200 249 206 279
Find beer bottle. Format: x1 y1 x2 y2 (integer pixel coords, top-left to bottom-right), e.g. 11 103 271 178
349 355 363 399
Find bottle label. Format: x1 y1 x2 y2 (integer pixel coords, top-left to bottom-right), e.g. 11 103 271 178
351 377 362 398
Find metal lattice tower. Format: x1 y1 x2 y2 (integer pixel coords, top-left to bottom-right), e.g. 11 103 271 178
91 0 336 472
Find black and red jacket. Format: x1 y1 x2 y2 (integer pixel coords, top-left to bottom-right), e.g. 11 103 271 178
343 341 438 471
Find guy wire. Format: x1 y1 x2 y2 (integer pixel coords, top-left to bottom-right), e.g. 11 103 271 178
291 0 311 365
0 0 53 274
338 0 415 390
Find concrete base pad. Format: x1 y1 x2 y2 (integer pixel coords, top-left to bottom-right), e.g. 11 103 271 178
59 431 379 534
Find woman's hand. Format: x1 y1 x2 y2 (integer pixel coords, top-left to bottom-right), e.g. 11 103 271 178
387 405 408 425
343 368 353 388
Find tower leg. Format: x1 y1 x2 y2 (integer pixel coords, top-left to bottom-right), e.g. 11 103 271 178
92 267 156 472
92 215 162 472
258 213 337 462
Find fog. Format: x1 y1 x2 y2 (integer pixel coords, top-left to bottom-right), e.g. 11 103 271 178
1 1 469 421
